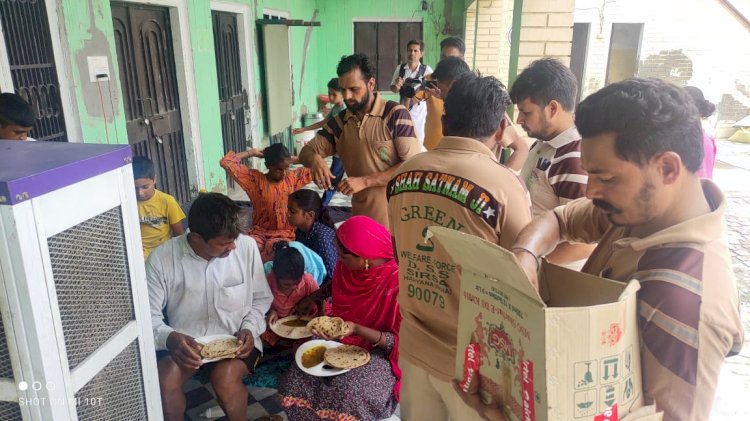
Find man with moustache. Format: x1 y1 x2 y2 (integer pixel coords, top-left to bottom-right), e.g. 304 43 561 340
506 79 743 421
510 58 594 267
300 53 421 229
147 193 272 421
423 38 529 171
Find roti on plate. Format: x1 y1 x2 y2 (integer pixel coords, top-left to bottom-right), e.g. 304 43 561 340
200 337 240 359
324 345 371 369
306 316 350 338
271 315 313 339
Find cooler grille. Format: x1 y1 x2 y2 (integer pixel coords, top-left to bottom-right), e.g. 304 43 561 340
47 207 136 368
0 401 22 420
74 341 147 419
0 315 14 379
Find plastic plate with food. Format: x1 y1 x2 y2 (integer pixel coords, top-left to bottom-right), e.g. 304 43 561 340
270 315 313 339
294 339 351 377
194 334 240 363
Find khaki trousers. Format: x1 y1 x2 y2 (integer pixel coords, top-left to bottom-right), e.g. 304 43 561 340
399 356 479 420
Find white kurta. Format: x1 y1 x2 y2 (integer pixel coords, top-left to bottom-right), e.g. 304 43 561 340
147 234 273 351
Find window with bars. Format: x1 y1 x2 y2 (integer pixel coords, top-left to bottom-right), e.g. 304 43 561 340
353 22 423 91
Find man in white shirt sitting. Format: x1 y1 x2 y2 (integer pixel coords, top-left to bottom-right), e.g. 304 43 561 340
147 192 272 421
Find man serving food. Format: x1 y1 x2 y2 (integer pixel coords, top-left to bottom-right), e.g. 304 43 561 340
146 193 272 421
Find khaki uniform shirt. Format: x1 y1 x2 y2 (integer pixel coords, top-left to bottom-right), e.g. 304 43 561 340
387 136 533 380
520 126 588 217
555 180 744 421
424 96 527 157
304 93 420 228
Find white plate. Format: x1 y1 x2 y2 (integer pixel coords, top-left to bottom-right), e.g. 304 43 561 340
295 339 351 377
194 334 239 364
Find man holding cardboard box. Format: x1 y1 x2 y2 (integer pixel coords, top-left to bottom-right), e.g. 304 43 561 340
506 78 744 421
387 73 533 419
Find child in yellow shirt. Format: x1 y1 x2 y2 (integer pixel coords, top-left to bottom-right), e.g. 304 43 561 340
133 156 185 259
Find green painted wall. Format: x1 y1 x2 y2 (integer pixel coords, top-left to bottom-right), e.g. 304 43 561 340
315 0 449 102
185 0 224 192
60 0 127 145
253 0 319 142
255 0 463 133
61 0 226 190
58 0 464 194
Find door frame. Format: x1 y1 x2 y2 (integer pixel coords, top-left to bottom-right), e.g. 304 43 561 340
115 0 202 193
211 0 262 150
0 0 83 141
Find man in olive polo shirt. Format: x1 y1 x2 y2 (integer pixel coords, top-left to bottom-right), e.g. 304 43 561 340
507 79 744 421
388 72 532 420
300 53 421 229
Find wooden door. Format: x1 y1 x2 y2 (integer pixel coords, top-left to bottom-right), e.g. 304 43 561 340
112 2 190 203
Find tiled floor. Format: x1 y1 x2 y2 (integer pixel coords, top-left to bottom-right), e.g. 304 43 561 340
183 377 287 420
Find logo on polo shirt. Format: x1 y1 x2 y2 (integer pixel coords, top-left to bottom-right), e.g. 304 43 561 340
388 170 501 227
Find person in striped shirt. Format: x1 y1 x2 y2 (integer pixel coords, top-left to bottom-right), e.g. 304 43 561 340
508 78 744 421
511 58 595 268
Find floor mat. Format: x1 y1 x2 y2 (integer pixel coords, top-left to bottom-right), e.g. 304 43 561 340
245 360 292 389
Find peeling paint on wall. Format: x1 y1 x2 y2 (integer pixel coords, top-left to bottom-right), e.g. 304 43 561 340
638 49 693 86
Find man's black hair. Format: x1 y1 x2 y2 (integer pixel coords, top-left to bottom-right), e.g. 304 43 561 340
443 72 510 139
327 77 342 92
576 78 704 173
188 193 247 241
263 143 291 167
0 92 35 127
432 57 471 82
440 37 466 55
132 156 156 180
509 58 577 111
407 39 425 52
271 245 305 281
336 53 375 81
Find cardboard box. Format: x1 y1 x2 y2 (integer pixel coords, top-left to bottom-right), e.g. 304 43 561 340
429 227 644 421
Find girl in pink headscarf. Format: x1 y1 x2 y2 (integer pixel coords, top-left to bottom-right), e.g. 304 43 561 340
685 86 717 179
279 216 401 421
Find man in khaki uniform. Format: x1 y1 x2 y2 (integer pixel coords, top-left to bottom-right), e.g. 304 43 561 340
388 73 532 420
300 53 421 229
506 79 743 421
423 40 529 172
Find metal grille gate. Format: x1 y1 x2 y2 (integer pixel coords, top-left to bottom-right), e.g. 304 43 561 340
112 2 191 203
213 11 248 190
0 0 68 142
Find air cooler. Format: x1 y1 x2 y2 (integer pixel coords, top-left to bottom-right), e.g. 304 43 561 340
0 140 162 420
